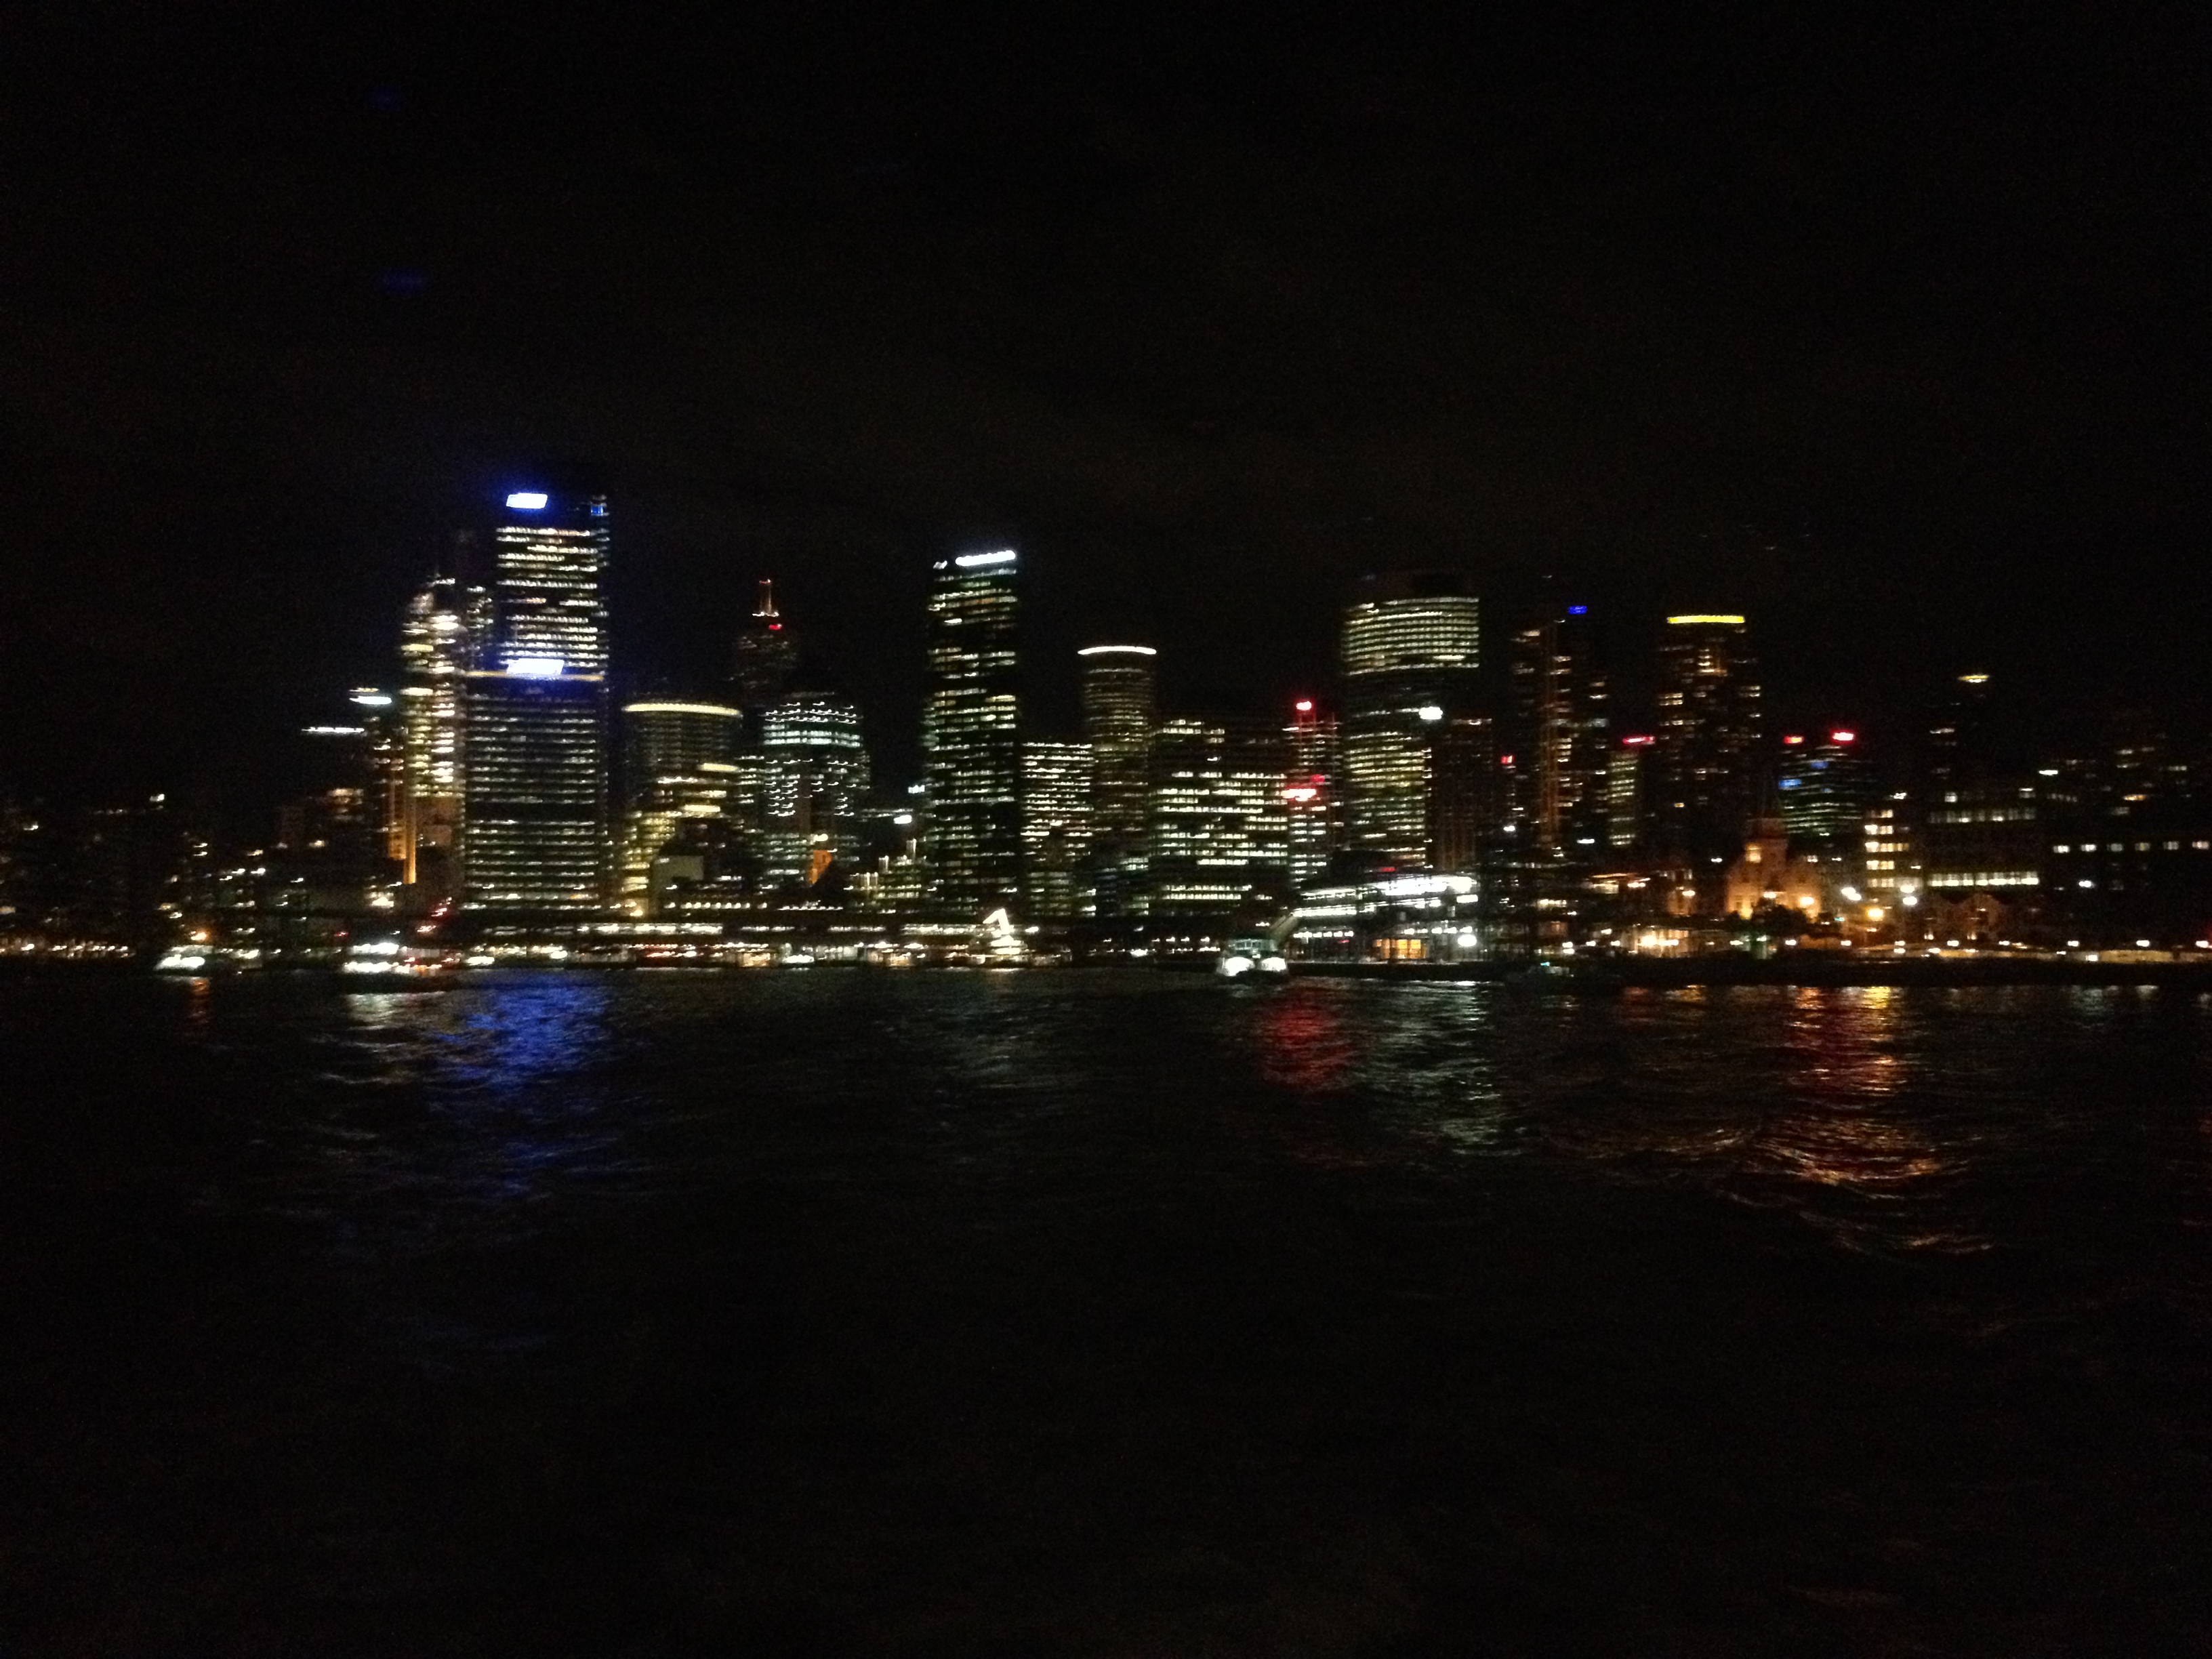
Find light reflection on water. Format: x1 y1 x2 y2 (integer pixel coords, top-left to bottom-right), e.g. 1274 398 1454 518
155 971 2212 1272
1229 977 2212 1259
12 968 2212 1650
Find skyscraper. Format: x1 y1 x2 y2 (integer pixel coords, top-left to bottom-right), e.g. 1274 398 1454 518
1777 729 1874 853
1021 740 1094 923
731 579 799 743
762 691 869 888
1079 644 1156 918
1146 718 1291 919
1924 671 1996 792
1607 735 1652 851
1284 697 1343 891
1507 604 1610 855
1652 614 1761 863
460 481 613 917
396 570 488 893
1424 715 1498 876
921 550 1022 916
619 700 741 912
1339 570 1483 865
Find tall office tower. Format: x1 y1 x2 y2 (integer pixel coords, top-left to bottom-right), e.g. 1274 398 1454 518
340 685 409 873
1080 644 1157 919
922 550 1022 915
1339 570 1484 865
1652 614 1762 863
731 579 800 742
1507 605 1610 855
1146 718 1291 918
277 706 396 906
460 480 613 916
1284 698 1343 891
396 573 489 892
618 700 741 912
1778 729 1874 854
1425 716 1498 875
1924 672 1994 791
762 691 869 888
1607 735 1653 851
1021 741 1095 923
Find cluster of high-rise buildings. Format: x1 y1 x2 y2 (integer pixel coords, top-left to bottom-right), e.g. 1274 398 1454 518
7 476 2212 964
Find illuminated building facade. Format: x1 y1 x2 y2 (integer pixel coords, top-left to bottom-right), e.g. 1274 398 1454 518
1920 783 2045 896
460 482 612 916
1284 699 1343 890
1280 871 1483 964
488 483 610 674
1508 605 1610 855
762 691 869 888
1021 740 1094 923
1339 570 1484 865
1777 730 1873 853
922 551 1022 915
1652 614 1761 862
397 573 489 893
1147 718 1290 918
1608 735 1652 850
1862 795 1917 900
1080 644 1156 918
619 701 740 912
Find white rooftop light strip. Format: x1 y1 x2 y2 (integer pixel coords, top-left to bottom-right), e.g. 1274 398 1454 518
953 550 1018 568
1077 644 1158 657
504 491 550 510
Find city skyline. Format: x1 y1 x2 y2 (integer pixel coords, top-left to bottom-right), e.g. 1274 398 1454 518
14 459 2212 964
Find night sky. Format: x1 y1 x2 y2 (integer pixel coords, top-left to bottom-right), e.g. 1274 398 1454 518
2 8 2205 816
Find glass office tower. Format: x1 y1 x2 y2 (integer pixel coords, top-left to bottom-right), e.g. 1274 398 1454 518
762 691 869 888
1079 644 1157 918
619 700 741 912
1507 604 1611 855
1284 698 1343 891
1338 570 1484 865
731 578 800 744
1652 614 1762 862
396 570 489 893
460 481 613 917
1146 718 1292 918
921 550 1021 915
1022 739 1094 923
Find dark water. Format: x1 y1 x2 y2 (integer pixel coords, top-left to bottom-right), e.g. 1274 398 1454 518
3 971 2211 1656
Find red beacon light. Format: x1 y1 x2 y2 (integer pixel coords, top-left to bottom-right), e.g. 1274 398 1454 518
1783 734 1805 745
